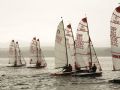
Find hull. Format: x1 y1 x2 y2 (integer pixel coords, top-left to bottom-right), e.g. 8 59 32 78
7 64 26 67
27 64 46 69
72 72 102 77
109 79 120 83
51 71 75 76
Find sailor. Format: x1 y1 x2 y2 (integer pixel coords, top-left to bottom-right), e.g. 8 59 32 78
36 60 41 67
63 64 72 72
63 64 68 72
75 62 81 72
30 59 32 64
91 64 97 72
68 64 72 72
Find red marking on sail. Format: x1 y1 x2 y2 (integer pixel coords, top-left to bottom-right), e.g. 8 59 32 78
116 6 120 13
112 54 120 59
82 18 87 22
67 24 71 29
75 34 84 48
110 27 118 46
56 35 62 44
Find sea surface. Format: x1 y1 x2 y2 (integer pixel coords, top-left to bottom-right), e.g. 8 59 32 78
0 57 120 90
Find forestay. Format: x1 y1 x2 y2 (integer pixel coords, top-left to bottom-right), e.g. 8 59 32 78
110 6 120 70
90 39 102 71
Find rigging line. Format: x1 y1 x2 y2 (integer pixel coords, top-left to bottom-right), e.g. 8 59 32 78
85 17 92 65
62 19 69 66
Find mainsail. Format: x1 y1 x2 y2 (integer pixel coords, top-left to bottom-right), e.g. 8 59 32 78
75 17 101 71
37 39 47 66
55 20 68 68
110 6 120 70
30 37 38 64
15 42 22 66
65 24 76 70
9 40 16 65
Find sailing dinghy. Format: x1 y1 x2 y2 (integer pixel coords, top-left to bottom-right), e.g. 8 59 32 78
72 17 102 77
109 5 120 83
27 37 47 68
110 6 120 71
51 20 76 76
8 40 26 67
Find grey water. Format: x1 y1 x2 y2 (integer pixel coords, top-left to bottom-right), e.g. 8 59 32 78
0 57 120 90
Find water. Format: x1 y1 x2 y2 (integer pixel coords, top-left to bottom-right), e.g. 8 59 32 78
0 57 120 90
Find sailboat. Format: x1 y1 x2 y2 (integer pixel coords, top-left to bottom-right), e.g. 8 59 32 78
109 6 120 83
27 37 47 68
110 6 120 71
8 40 26 67
72 17 102 77
51 20 72 76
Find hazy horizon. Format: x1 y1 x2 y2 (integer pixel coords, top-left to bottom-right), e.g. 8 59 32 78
0 47 111 57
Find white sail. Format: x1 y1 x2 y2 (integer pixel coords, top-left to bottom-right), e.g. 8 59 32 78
75 18 90 69
110 6 120 70
55 20 67 68
9 40 16 65
30 38 38 64
75 17 101 71
65 24 76 70
15 42 22 66
37 39 47 67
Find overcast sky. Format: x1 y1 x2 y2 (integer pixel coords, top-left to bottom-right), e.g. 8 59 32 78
0 0 118 47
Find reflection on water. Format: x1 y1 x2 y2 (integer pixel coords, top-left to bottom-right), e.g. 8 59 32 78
0 57 119 90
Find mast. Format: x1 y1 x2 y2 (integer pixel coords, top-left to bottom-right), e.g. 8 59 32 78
36 39 39 64
17 42 22 64
62 19 69 66
37 39 41 63
85 17 93 65
14 42 17 66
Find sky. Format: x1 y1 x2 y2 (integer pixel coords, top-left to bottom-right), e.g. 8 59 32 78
0 0 119 48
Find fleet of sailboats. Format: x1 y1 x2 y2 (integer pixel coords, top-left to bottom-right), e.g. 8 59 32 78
5 5 120 78
51 17 102 76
